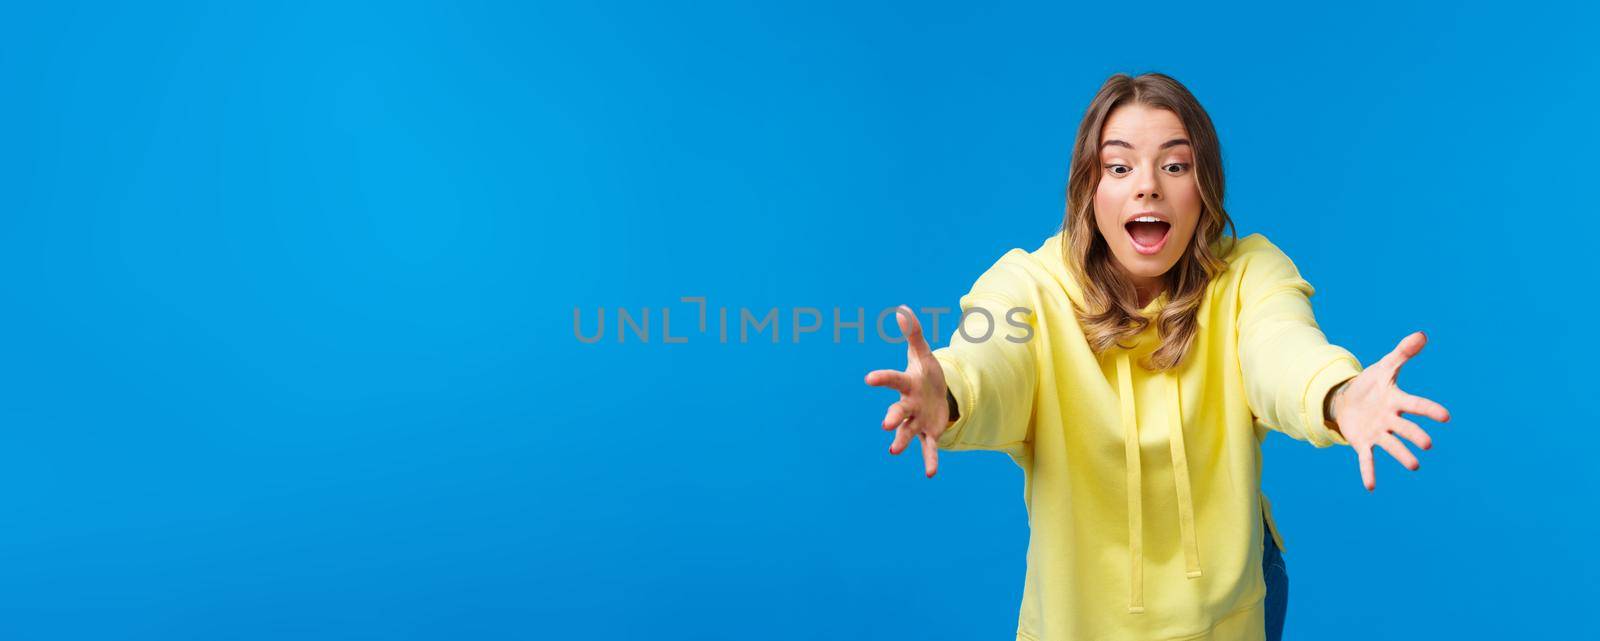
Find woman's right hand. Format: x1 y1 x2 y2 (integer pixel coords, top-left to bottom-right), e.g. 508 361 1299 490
864 305 950 478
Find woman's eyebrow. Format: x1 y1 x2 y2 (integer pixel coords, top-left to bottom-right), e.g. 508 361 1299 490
1100 138 1192 151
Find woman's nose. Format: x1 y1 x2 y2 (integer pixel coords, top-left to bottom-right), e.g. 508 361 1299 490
1136 168 1160 200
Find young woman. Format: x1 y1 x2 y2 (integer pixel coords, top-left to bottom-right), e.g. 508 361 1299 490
863 73 1451 641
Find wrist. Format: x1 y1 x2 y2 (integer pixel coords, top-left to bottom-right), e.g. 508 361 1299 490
1324 377 1353 433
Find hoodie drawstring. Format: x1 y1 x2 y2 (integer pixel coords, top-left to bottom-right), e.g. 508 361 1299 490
1116 352 1203 615
1168 370 1203 580
1115 352 1144 614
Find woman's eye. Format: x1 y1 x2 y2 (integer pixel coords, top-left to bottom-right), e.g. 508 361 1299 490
1104 164 1130 175
1164 163 1190 174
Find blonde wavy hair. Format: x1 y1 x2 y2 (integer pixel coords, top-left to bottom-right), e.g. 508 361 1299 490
1061 72 1239 372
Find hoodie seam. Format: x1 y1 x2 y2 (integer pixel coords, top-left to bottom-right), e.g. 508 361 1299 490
1239 281 1313 318
1165 598 1267 641
934 351 977 448
1015 598 1266 641
1299 356 1360 448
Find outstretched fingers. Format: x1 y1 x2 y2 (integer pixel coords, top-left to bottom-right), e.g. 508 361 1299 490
874 305 946 477
921 433 940 478
1377 330 1428 378
889 422 914 456
896 305 934 361
882 402 909 431
1376 433 1420 471
1397 391 1451 424
1357 444 1376 492
1388 416 1433 451
865 369 913 394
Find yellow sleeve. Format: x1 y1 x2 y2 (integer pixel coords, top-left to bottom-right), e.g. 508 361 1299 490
930 289 1038 459
1237 241 1364 448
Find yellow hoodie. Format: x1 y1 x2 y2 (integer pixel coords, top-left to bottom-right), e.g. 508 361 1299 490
932 229 1362 641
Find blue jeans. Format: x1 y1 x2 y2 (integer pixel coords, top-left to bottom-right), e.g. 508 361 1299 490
1262 517 1288 641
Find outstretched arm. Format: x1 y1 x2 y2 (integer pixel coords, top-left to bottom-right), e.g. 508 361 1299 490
1235 240 1454 490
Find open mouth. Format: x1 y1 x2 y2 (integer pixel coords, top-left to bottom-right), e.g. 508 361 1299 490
1125 220 1171 252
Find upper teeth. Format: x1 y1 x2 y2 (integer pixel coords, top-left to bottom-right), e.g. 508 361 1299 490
1133 216 1162 223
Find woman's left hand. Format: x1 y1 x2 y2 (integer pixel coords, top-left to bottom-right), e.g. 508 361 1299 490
1328 331 1453 491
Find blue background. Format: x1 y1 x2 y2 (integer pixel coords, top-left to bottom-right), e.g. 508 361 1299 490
3 1 1595 639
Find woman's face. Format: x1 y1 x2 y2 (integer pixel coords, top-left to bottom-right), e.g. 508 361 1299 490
1092 104 1202 297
